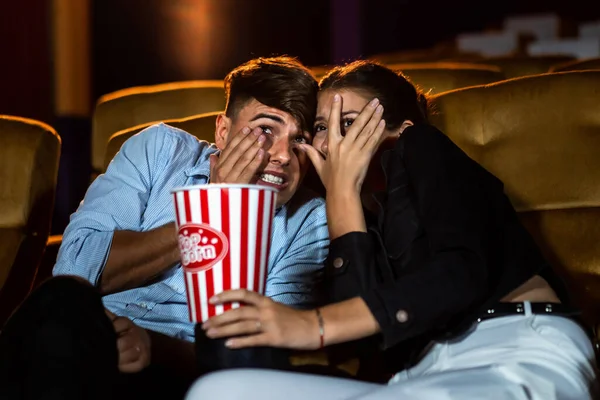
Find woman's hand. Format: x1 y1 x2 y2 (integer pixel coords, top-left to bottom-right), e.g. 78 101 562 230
201 289 320 350
300 94 386 193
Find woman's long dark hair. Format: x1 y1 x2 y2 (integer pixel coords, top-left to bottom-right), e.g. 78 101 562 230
319 60 429 131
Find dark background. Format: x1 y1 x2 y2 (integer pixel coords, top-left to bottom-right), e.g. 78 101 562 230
2 0 597 123
1 0 598 232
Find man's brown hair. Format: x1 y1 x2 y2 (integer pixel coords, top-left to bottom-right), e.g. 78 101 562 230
224 56 318 134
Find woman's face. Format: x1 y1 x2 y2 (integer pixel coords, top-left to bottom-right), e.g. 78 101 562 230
314 89 370 154
313 89 403 154
313 89 411 194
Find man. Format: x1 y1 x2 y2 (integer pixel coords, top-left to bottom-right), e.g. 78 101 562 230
0 57 329 399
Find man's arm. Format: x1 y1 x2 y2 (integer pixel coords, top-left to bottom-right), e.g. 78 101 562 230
53 124 192 292
99 223 180 294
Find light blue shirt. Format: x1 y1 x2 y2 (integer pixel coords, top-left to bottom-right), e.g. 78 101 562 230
53 123 329 342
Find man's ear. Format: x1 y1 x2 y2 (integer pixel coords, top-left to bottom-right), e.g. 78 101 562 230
215 113 231 150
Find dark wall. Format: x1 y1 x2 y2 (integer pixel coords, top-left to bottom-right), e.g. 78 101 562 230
0 0 52 123
92 0 330 101
361 0 600 57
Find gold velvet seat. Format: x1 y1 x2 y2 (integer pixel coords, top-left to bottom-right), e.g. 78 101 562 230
92 80 225 173
0 116 61 326
429 71 600 345
388 62 505 94
550 57 600 73
468 55 575 78
103 111 221 172
310 62 505 94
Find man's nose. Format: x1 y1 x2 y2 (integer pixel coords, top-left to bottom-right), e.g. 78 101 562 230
268 137 292 165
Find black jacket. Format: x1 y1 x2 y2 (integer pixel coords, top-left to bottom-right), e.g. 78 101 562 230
325 124 568 357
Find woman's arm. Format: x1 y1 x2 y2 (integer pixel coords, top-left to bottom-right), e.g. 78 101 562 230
326 190 366 240
204 126 495 352
201 290 379 350
318 297 380 346
300 94 385 240
321 124 496 351
354 124 493 348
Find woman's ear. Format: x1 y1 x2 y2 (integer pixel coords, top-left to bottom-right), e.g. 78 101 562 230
214 113 232 149
398 120 414 136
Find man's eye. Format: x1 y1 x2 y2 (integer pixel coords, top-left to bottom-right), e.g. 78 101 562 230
293 137 308 144
260 126 273 135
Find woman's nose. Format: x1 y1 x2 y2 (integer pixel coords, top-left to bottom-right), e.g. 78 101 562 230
321 138 329 155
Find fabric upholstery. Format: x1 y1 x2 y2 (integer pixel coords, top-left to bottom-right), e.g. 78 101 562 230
388 62 505 94
0 115 61 326
311 63 504 94
92 80 225 172
468 55 575 78
550 57 600 73
103 112 221 172
429 71 600 335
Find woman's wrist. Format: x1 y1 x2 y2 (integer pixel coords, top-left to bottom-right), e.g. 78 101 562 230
298 309 324 350
316 298 380 347
326 189 366 239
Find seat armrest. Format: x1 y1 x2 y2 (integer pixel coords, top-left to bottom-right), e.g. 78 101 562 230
34 235 63 288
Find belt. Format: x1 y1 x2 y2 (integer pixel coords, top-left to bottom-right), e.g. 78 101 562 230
477 302 581 322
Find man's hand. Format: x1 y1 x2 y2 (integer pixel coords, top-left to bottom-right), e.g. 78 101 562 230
106 310 151 373
210 126 267 183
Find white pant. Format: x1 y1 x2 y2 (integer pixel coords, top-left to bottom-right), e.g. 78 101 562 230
186 304 599 400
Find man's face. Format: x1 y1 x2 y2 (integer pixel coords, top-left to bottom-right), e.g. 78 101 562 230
215 99 312 207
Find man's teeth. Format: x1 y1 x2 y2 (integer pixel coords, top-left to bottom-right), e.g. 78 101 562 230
260 173 284 185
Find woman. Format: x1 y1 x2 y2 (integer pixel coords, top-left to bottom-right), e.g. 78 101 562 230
186 61 598 399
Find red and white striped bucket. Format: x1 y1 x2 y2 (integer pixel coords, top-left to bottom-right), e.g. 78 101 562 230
172 184 278 323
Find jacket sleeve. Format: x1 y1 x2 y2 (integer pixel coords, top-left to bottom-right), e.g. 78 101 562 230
326 125 493 349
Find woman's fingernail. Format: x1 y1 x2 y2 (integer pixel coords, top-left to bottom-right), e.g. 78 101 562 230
242 127 251 134
225 339 234 348
206 329 216 337
333 94 340 102
370 98 380 107
209 296 217 304
376 104 383 114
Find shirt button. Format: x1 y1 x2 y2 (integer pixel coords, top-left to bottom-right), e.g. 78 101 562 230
139 302 148 309
396 309 409 323
333 257 344 268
